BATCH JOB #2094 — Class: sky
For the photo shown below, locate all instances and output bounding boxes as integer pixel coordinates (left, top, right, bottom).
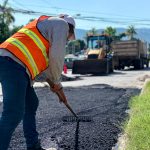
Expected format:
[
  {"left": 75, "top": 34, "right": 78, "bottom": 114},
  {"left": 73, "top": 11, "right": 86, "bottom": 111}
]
[{"left": 1, "top": 0, "right": 150, "bottom": 30}]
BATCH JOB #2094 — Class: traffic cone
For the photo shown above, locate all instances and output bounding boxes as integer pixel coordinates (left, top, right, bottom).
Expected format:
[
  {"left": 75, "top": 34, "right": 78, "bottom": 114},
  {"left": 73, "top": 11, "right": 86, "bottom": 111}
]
[{"left": 63, "top": 64, "right": 67, "bottom": 74}]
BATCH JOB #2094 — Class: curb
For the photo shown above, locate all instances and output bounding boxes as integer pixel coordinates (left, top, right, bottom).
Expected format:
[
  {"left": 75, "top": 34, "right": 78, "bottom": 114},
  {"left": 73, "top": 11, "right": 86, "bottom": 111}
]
[{"left": 140, "top": 78, "right": 150, "bottom": 95}]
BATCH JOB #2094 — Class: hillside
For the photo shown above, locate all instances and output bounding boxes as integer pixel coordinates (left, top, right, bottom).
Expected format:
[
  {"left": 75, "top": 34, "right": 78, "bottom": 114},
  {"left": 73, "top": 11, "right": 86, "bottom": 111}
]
[{"left": 75, "top": 28, "right": 150, "bottom": 43}]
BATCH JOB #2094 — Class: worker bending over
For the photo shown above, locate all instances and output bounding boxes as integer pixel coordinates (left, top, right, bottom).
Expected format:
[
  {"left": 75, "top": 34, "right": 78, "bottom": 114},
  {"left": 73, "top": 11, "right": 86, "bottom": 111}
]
[{"left": 0, "top": 14, "right": 75, "bottom": 150}]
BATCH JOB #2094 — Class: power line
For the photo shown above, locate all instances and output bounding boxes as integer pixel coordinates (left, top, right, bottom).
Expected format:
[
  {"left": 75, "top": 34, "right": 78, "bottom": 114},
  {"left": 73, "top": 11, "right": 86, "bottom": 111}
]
[
  {"left": 5, "top": 0, "right": 150, "bottom": 22},
  {"left": 1, "top": 1, "right": 150, "bottom": 27},
  {"left": 11, "top": 8, "right": 150, "bottom": 26},
  {"left": 2, "top": 6, "right": 150, "bottom": 25},
  {"left": 9, "top": 2, "right": 150, "bottom": 21}
]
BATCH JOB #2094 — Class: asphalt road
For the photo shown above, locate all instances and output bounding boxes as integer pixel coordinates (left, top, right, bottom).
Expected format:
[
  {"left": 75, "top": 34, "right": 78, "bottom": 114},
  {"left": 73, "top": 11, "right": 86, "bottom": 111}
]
[{"left": 0, "top": 68, "right": 150, "bottom": 150}]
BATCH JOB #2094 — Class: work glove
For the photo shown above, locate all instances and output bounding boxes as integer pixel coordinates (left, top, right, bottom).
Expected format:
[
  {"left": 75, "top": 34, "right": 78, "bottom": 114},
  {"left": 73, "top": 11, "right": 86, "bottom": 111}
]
[{"left": 46, "top": 79, "right": 68, "bottom": 104}]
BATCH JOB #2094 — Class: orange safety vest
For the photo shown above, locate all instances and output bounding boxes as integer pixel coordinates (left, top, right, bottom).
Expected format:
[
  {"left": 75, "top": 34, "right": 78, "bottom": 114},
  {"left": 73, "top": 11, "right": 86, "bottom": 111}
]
[{"left": 0, "top": 16, "right": 50, "bottom": 79}]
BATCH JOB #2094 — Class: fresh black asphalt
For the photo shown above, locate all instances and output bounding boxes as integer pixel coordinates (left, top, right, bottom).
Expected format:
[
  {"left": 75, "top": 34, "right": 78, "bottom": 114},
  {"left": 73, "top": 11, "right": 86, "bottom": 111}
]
[{"left": 0, "top": 84, "right": 140, "bottom": 150}]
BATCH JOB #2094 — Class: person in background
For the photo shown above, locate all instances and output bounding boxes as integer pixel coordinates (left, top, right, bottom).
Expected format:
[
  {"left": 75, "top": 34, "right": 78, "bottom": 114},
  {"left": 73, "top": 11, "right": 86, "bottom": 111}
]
[{"left": 0, "top": 14, "right": 75, "bottom": 150}]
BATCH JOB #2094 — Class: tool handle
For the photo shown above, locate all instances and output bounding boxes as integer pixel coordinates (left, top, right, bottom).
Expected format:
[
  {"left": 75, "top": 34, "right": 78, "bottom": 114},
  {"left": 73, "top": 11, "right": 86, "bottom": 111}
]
[
  {"left": 64, "top": 103, "right": 78, "bottom": 119},
  {"left": 46, "top": 79, "right": 78, "bottom": 119},
  {"left": 54, "top": 90, "right": 78, "bottom": 118}
]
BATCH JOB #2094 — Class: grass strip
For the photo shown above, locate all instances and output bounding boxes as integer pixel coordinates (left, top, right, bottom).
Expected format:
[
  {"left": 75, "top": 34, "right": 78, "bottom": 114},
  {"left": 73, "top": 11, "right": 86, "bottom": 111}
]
[{"left": 124, "top": 81, "right": 150, "bottom": 150}]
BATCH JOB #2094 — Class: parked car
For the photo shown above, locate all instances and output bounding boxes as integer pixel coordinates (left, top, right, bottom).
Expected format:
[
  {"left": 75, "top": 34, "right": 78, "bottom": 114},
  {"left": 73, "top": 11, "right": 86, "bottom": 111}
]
[{"left": 64, "top": 54, "right": 79, "bottom": 69}]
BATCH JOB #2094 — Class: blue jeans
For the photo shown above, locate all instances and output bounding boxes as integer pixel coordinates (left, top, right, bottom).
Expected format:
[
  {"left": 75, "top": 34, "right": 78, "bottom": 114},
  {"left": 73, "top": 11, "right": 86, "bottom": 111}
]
[{"left": 0, "top": 57, "right": 39, "bottom": 150}]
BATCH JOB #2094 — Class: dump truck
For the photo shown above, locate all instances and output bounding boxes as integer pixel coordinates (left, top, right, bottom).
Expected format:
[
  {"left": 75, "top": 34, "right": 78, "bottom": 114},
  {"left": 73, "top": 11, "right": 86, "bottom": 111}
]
[
  {"left": 112, "top": 40, "right": 149, "bottom": 69},
  {"left": 72, "top": 34, "right": 113, "bottom": 75}
]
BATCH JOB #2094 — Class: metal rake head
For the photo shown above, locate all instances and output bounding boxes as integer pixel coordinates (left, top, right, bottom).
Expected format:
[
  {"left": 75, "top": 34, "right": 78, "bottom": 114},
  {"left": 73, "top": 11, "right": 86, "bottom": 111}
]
[{"left": 62, "top": 116, "right": 93, "bottom": 122}]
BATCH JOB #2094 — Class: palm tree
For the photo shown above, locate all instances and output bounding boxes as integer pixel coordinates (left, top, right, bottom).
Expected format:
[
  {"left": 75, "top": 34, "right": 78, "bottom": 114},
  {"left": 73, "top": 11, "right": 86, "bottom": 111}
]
[
  {"left": 84, "top": 28, "right": 98, "bottom": 43},
  {"left": 86, "top": 27, "right": 98, "bottom": 36},
  {"left": 10, "top": 25, "right": 23, "bottom": 35},
  {"left": 67, "top": 40, "right": 80, "bottom": 54},
  {"left": 114, "top": 32, "right": 127, "bottom": 41},
  {"left": 104, "top": 26, "right": 116, "bottom": 36},
  {"left": 0, "top": 0, "right": 15, "bottom": 43},
  {"left": 126, "top": 25, "right": 137, "bottom": 40},
  {"left": 0, "top": 0, "right": 15, "bottom": 25},
  {"left": 90, "top": 28, "right": 98, "bottom": 35}
]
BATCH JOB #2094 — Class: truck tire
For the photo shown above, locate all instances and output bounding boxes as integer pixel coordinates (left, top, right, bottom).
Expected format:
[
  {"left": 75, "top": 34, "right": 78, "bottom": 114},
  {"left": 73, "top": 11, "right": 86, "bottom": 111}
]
[
  {"left": 134, "top": 59, "right": 144, "bottom": 70},
  {"left": 141, "top": 59, "right": 144, "bottom": 69},
  {"left": 146, "top": 60, "right": 149, "bottom": 68},
  {"left": 106, "top": 61, "right": 109, "bottom": 74}
]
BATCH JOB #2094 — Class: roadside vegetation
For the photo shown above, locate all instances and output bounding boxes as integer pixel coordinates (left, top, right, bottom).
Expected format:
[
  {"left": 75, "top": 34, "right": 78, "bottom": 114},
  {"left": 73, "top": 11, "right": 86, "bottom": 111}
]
[{"left": 124, "top": 81, "right": 150, "bottom": 150}]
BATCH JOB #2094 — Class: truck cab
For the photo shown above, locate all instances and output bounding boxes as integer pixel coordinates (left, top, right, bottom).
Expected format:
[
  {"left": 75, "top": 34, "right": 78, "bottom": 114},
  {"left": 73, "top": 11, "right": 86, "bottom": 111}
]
[{"left": 87, "top": 34, "right": 112, "bottom": 59}]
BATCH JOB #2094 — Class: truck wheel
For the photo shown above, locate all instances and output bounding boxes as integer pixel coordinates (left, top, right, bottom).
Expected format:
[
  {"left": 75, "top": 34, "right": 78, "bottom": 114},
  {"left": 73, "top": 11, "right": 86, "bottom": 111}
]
[
  {"left": 118, "top": 65, "right": 121, "bottom": 70},
  {"left": 146, "top": 60, "right": 149, "bottom": 68},
  {"left": 141, "top": 60, "right": 144, "bottom": 69},
  {"left": 121, "top": 65, "right": 125, "bottom": 70},
  {"left": 106, "top": 64, "right": 109, "bottom": 74},
  {"left": 134, "top": 59, "right": 142, "bottom": 70}
]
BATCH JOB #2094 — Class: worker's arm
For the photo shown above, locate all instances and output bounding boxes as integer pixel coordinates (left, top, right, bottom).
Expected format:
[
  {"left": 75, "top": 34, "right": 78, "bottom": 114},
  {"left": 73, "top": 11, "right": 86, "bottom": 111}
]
[
  {"left": 44, "top": 19, "right": 69, "bottom": 103},
  {"left": 46, "top": 78, "right": 67, "bottom": 104}
]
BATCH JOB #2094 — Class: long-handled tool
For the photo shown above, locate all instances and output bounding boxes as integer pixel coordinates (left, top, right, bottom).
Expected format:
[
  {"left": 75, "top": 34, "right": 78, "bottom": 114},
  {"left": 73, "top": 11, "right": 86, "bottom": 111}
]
[
  {"left": 46, "top": 79, "right": 92, "bottom": 122},
  {"left": 55, "top": 89, "right": 92, "bottom": 122},
  {"left": 62, "top": 102, "right": 92, "bottom": 122},
  {"left": 64, "top": 103, "right": 78, "bottom": 119}
]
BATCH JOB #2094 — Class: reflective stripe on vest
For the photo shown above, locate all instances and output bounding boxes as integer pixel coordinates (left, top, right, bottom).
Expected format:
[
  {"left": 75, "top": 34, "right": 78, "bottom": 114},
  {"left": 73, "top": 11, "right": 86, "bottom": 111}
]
[
  {"left": 18, "top": 28, "right": 49, "bottom": 64},
  {"left": 6, "top": 37, "right": 39, "bottom": 77},
  {"left": 0, "top": 16, "right": 50, "bottom": 79}
]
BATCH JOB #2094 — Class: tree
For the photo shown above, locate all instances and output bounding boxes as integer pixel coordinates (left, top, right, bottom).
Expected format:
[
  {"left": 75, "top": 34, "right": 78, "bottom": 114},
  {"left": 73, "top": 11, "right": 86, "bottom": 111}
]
[
  {"left": 77, "top": 39, "right": 86, "bottom": 50},
  {"left": 10, "top": 25, "right": 23, "bottom": 35},
  {"left": 0, "top": 23, "right": 9, "bottom": 43},
  {"left": 104, "top": 26, "right": 116, "bottom": 36},
  {"left": 66, "top": 40, "right": 86, "bottom": 54},
  {"left": 89, "top": 28, "right": 98, "bottom": 35},
  {"left": 67, "top": 40, "right": 77, "bottom": 54},
  {"left": 104, "top": 26, "right": 126, "bottom": 41},
  {"left": 85, "top": 28, "right": 98, "bottom": 37},
  {"left": 126, "top": 25, "right": 137, "bottom": 40},
  {"left": 28, "top": 18, "right": 35, "bottom": 23},
  {"left": 0, "top": 0, "right": 15, "bottom": 24},
  {"left": 84, "top": 28, "right": 98, "bottom": 42},
  {"left": 118, "top": 32, "right": 126, "bottom": 39},
  {"left": 0, "top": 0, "right": 15, "bottom": 43},
  {"left": 113, "top": 32, "right": 127, "bottom": 41}
]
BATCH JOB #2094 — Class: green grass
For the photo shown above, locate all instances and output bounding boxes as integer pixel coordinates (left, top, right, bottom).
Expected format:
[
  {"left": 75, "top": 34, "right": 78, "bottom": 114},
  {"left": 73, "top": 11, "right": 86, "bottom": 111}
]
[{"left": 124, "top": 81, "right": 150, "bottom": 150}]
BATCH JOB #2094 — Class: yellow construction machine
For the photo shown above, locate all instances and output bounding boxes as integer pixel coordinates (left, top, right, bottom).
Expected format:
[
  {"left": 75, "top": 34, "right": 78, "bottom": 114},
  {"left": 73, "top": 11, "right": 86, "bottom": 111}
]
[{"left": 72, "top": 34, "right": 113, "bottom": 74}]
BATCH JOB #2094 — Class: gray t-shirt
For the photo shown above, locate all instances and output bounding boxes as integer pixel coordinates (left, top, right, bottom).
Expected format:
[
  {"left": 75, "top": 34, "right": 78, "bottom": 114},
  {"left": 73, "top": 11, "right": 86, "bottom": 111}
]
[{"left": 0, "top": 17, "right": 69, "bottom": 86}]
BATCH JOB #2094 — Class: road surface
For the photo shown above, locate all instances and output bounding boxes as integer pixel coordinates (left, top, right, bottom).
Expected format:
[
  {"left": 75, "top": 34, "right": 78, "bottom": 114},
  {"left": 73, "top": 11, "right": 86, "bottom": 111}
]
[{"left": 0, "top": 68, "right": 150, "bottom": 150}]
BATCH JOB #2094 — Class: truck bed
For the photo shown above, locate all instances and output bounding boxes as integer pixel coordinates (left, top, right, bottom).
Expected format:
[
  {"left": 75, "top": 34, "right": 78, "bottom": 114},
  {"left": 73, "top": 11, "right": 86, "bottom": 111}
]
[
  {"left": 112, "top": 40, "right": 148, "bottom": 58},
  {"left": 111, "top": 40, "right": 149, "bottom": 69}
]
